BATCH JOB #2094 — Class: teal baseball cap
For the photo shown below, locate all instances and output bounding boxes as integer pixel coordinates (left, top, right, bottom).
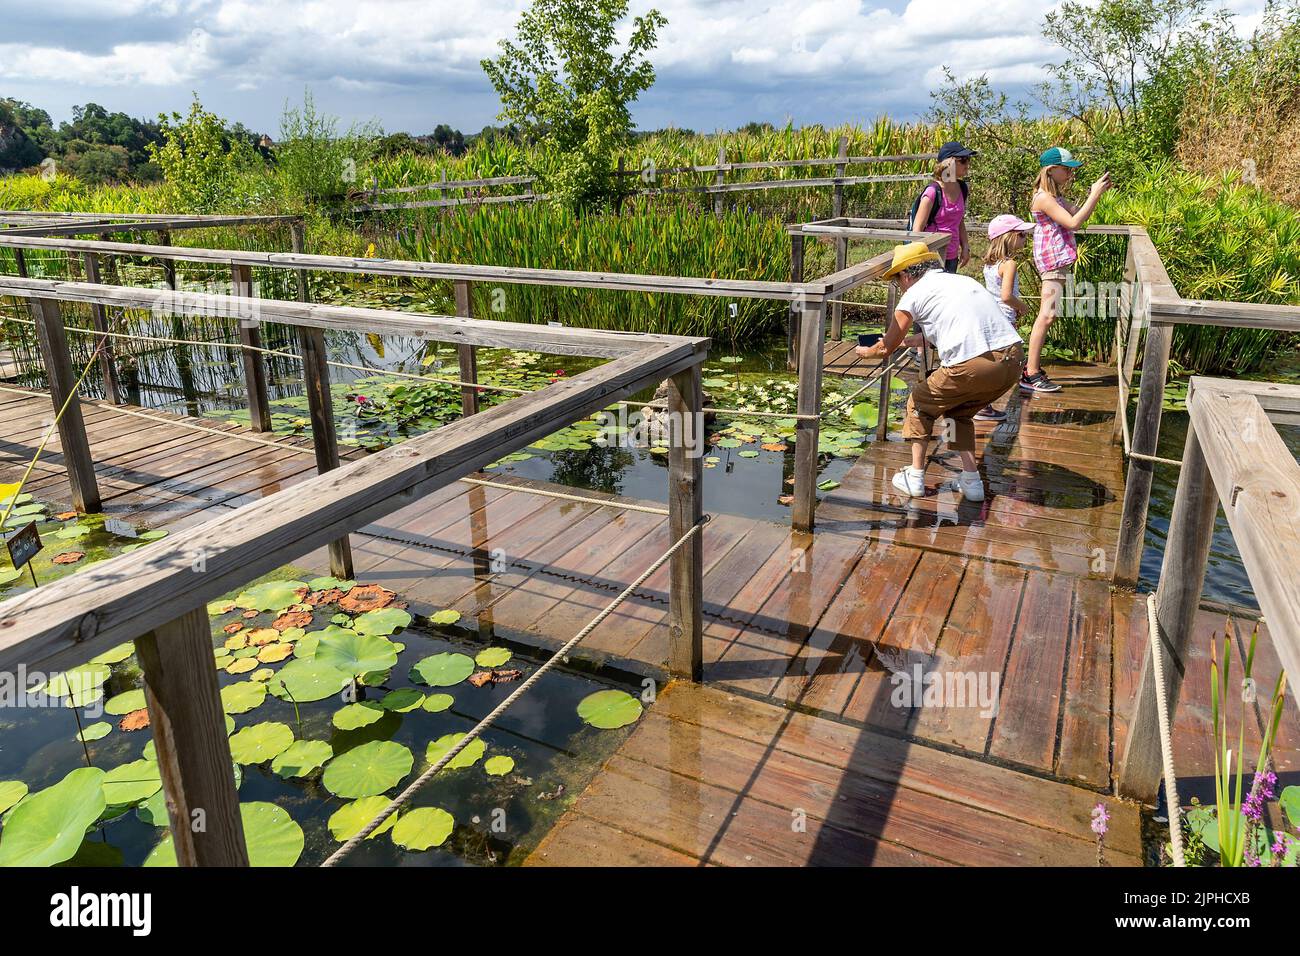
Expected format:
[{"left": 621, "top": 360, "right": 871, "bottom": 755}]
[{"left": 1040, "top": 146, "right": 1083, "bottom": 168}]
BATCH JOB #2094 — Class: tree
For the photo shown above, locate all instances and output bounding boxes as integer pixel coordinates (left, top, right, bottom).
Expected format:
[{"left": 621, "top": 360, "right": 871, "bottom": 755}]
[
  {"left": 148, "top": 95, "right": 261, "bottom": 212},
  {"left": 276, "top": 89, "right": 382, "bottom": 203},
  {"left": 481, "top": 0, "right": 666, "bottom": 211}
]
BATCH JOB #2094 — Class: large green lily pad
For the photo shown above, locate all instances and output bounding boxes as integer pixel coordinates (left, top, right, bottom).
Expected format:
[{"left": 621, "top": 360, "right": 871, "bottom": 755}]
[
  {"left": 221, "top": 680, "right": 268, "bottom": 714},
  {"left": 352, "top": 608, "right": 412, "bottom": 637},
  {"left": 0, "top": 768, "right": 106, "bottom": 867},
  {"left": 391, "top": 807, "right": 455, "bottom": 851},
  {"left": 577, "top": 689, "right": 643, "bottom": 729},
  {"left": 271, "top": 740, "right": 333, "bottom": 779},
  {"left": 332, "top": 701, "right": 385, "bottom": 731},
  {"left": 421, "top": 693, "right": 454, "bottom": 713},
  {"left": 229, "top": 722, "right": 294, "bottom": 764},
  {"left": 234, "top": 580, "right": 308, "bottom": 612},
  {"left": 484, "top": 755, "right": 515, "bottom": 776},
  {"left": 268, "top": 659, "right": 350, "bottom": 703},
  {"left": 145, "top": 802, "right": 303, "bottom": 867},
  {"left": 315, "top": 629, "right": 399, "bottom": 676},
  {"left": 327, "top": 796, "right": 398, "bottom": 842},
  {"left": 90, "top": 642, "right": 134, "bottom": 665},
  {"left": 425, "top": 733, "right": 485, "bottom": 771},
  {"left": 104, "top": 688, "right": 147, "bottom": 716},
  {"left": 380, "top": 688, "right": 424, "bottom": 712},
  {"left": 410, "top": 652, "right": 475, "bottom": 688},
  {"left": 39, "top": 663, "right": 112, "bottom": 701},
  {"left": 76, "top": 721, "right": 112, "bottom": 743},
  {"left": 102, "top": 759, "right": 162, "bottom": 805},
  {"left": 322, "top": 741, "right": 414, "bottom": 798}
]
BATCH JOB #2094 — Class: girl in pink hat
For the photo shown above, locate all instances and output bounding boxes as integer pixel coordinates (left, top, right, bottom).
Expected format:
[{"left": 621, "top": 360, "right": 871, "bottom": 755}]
[{"left": 972, "top": 214, "right": 1036, "bottom": 422}]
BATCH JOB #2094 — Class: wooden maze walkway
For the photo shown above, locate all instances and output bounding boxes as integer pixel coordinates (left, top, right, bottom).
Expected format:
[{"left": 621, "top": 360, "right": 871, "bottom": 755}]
[{"left": 2, "top": 362, "right": 1296, "bottom": 867}]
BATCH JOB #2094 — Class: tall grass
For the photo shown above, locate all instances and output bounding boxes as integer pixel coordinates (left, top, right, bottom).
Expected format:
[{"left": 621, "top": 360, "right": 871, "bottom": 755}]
[{"left": 396, "top": 198, "right": 790, "bottom": 338}]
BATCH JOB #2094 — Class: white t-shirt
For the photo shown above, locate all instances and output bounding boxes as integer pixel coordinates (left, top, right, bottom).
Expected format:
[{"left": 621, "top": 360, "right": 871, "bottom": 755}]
[{"left": 896, "top": 269, "right": 1022, "bottom": 367}]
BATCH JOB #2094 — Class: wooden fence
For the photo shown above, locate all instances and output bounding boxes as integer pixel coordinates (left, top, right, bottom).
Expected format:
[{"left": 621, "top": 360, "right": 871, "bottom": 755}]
[
  {"left": 1118, "top": 377, "right": 1300, "bottom": 802},
  {"left": 0, "top": 274, "right": 709, "bottom": 865},
  {"left": 352, "top": 174, "right": 543, "bottom": 213}
]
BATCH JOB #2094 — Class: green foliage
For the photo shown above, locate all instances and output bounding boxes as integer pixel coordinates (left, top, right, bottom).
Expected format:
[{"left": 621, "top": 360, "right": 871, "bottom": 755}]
[
  {"left": 148, "top": 94, "right": 261, "bottom": 212},
  {"left": 481, "top": 0, "right": 666, "bottom": 211},
  {"left": 276, "top": 89, "right": 381, "bottom": 203},
  {"left": 1091, "top": 162, "right": 1300, "bottom": 373},
  {"left": 397, "top": 199, "right": 790, "bottom": 337}
]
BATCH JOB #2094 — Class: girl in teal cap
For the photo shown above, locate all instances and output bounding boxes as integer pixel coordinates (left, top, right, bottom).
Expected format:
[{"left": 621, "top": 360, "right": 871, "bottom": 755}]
[{"left": 1021, "top": 147, "right": 1112, "bottom": 393}]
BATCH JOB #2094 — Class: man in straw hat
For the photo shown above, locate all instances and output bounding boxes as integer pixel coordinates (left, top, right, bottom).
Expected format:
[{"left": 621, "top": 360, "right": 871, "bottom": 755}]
[{"left": 855, "top": 241, "right": 1023, "bottom": 502}]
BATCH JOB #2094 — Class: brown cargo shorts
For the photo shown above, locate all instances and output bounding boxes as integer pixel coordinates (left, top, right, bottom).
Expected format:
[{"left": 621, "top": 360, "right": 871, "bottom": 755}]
[{"left": 901, "top": 343, "right": 1023, "bottom": 451}]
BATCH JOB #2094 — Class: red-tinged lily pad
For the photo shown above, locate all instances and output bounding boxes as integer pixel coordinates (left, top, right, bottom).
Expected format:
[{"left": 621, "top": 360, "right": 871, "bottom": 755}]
[
  {"left": 52, "top": 552, "right": 84, "bottom": 565},
  {"left": 118, "top": 709, "right": 150, "bottom": 732},
  {"left": 338, "top": 584, "right": 396, "bottom": 613}
]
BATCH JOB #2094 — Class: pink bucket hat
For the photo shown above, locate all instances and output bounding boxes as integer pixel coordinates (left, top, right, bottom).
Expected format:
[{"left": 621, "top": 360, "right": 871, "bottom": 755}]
[{"left": 988, "top": 214, "right": 1035, "bottom": 240}]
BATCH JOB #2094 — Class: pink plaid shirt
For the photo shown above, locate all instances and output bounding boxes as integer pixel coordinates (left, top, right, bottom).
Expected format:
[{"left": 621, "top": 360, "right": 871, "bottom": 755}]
[{"left": 1032, "top": 190, "right": 1078, "bottom": 274}]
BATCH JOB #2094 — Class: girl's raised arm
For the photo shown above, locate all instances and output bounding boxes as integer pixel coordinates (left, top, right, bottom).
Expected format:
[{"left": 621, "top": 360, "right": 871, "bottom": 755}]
[{"left": 1032, "top": 173, "right": 1112, "bottom": 231}]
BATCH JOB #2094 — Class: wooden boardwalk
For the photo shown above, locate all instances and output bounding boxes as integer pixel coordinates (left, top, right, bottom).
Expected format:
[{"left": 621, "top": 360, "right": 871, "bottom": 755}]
[{"left": 2, "top": 364, "right": 1296, "bottom": 867}]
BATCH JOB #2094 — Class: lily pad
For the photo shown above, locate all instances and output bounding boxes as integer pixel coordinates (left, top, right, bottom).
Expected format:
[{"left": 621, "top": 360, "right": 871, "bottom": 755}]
[
  {"left": 235, "top": 580, "right": 308, "bottom": 613},
  {"left": 429, "top": 609, "right": 461, "bottom": 627},
  {"left": 40, "top": 663, "right": 111, "bottom": 700},
  {"left": 77, "top": 721, "right": 112, "bottom": 743},
  {"left": 89, "top": 642, "right": 134, "bottom": 665},
  {"left": 103, "top": 688, "right": 147, "bottom": 716},
  {"left": 102, "top": 760, "right": 162, "bottom": 805},
  {"left": 220, "top": 680, "right": 268, "bottom": 715},
  {"left": 421, "top": 693, "right": 454, "bottom": 713},
  {"left": 380, "top": 688, "right": 424, "bottom": 712},
  {"left": 352, "top": 608, "right": 413, "bottom": 637},
  {"left": 322, "top": 741, "right": 414, "bottom": 799},
  {"left": 271, "top": 740, "right": 334, "bottom": 778},
  {"left": 228, "top": 722, "right": 294, "bottom": 764},
  {"left": 315, "top": 629, "right": 399, "bottom": 676},
  {"left": 268, "top": 659, "right": 350, "bottom": 703},
  {"left": 484, "top": 755, "right": 515, "bottom": 776},
  {"left": 391, "top": 807, "right": 455, "bottom": 851},
  {"left": 577, "top": 689, "right": 643, "bottom": 729},
  {"left": 308, "top": 576, "right": 356, "bottom": 592},
  {"left": 0, "top": 768, "right": 106, "bottom": 867},
  {"left": 410, "top": 652, "right": 475, "bottom": 688},
  {"left": 332, "top": 701, "right": 386, "bottom": 730},
  {"left": 145, "top": 802, "right": 303, "bottom": 867},
  {"left": 0, "top": 780, "right": 29, "bottom": 815},
  {"left": 327, "top": 796, "right": 399, "bottom": 842},
  {"left": 425, "top": 733, "right": 485, "bottom": 771},
  {"left": 475, "top": 647, "right": 512, "bottom": 668}
]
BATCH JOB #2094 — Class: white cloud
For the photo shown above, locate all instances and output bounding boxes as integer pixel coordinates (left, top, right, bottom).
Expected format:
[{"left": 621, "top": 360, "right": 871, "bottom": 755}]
[{"left": 0, "top": 0, "right": 1274, "bottom": 132}]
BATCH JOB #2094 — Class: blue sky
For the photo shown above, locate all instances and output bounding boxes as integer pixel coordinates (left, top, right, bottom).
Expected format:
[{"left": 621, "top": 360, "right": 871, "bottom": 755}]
[{"left": 0, "top": 0, "right": 1268, "bottom": 135}]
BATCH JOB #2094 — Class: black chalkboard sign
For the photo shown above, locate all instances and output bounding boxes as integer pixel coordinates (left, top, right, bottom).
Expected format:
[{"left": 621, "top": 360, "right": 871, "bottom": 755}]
[{"left": 6, "top": 521, "right": 41, "bottom": 570}]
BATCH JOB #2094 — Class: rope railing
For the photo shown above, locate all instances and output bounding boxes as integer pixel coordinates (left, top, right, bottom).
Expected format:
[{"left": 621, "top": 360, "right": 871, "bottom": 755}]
[
  {"left": 1147, "top": 593, "right": 1186, "bottom": 866},
  {"left": 320, "top": 514, "right": 709, "bottom": 866},
  {"left": 1112, "top": 299, "right": 1183, "bottom": 468}
]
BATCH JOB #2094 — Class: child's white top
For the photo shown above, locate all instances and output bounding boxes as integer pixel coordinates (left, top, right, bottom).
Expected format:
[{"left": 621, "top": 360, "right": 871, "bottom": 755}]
[{"left": 983, "top": 261, "right": 1020, "bottom": 324}]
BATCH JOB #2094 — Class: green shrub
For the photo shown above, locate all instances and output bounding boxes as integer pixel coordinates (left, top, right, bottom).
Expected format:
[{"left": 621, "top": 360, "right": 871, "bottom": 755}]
[
  {"left": 148, "top": 95, "right": 261, "bottom": 213},
  {"left": 276, "top": 90, "right": 381, "bottom": 204}
]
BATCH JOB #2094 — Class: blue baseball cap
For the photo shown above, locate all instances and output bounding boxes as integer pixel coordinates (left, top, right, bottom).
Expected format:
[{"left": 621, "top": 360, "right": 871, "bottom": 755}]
[
  {"left": 1040, "top": 146, "right": 1082, "bottom": 168},
  {"left": 938, "top": 141, "right": 976, "bottom": 162}
]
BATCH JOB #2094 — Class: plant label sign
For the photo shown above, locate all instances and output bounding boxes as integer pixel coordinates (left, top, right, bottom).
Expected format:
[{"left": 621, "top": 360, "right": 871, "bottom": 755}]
[
  {"left": 105, "top": 518, "right": 137, "bottom": 539},
  {"left": 6, "top": 521, "right": 41, "bottom": 570}
]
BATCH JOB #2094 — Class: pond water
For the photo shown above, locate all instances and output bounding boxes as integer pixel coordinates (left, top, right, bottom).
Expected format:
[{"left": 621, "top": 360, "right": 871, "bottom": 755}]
[{"left": 0, "top": 519, "right": 646, "bottom": 867}]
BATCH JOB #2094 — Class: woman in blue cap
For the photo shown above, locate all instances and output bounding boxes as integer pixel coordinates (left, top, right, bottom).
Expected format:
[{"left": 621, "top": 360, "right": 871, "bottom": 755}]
[
  {"left": 909, "top": 140, "right": 975, "bottom": 273},
  {"left": 1021, "top": 146, "right": 1112, "bottom": 393}
]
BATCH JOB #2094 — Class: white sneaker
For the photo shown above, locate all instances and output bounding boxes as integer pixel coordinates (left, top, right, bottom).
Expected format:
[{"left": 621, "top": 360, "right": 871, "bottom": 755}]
[
  {"left": 892, "top": 467, "right": 925, "bottom": 498},
  {"left": 957, "top": 470, "right": 985, "bottom": 502}
]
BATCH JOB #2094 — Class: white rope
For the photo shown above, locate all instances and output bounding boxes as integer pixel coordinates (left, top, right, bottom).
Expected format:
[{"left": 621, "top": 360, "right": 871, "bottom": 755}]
[
  {"left": 1147, "top": 592, "right": 1186, "bottom": 867},
  {"left": 320, "top": 515, "right": 708, "bottom": 866}
]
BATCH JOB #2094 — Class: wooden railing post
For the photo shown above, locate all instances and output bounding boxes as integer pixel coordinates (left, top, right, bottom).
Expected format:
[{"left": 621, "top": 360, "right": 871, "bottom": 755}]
[
  {"left": 787, "top": 233, "right": 805, "bottom": 371},
  {"left": 289, "top": 219, "right": 310, "bottom": 303},
  {"left": 830, "top": 136, "right": 848, "bottom": 341},
  {"left": 136, "top": 606, "right": 248, "bottom": 866},
  {"left": 32, "top": 297, "right": 100, "bottom": 512},
  {"left": 1117, "top": 423, "right": 1218, "bottom": 802},
  {"left": 792, "top": 299, "right": 826, "bottom": 532},
  {"left": 298, "top": 323, "right": 355, "bottom": 579},
  {"left": 81, "top": 252, "right": 121, "bottom": 405},
  {"left": 1113, "top": 238, "right": 1142, "bottom": 446},
  {"left": 875, "top": 283, "right": 898, "bottom": 442},
  {"left": 454, "top": 280, "right": 479, "bottom": 416},
  {"left": 713, "top": 146, "right": 726, "bottom": 218},
  {"left": 12, "top": 248, "right": 27, "bottom": 278},
  {"left": 231, "top": 263, "right": 272, "bottom": 432},
  {"left": 158, "top": 230, "right": 177, "bottom": 289},
  {"left": 667, "top": 362, "right": 704, "bottom": 680},
  {"left": 1114, "top": 319, "right": 1173, "bottom": 586}
]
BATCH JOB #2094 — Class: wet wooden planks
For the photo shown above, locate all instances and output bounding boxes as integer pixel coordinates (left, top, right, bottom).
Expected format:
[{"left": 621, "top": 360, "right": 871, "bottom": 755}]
[{"left": 527, "top": 681, "right": 1143, "bottom": 867}]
